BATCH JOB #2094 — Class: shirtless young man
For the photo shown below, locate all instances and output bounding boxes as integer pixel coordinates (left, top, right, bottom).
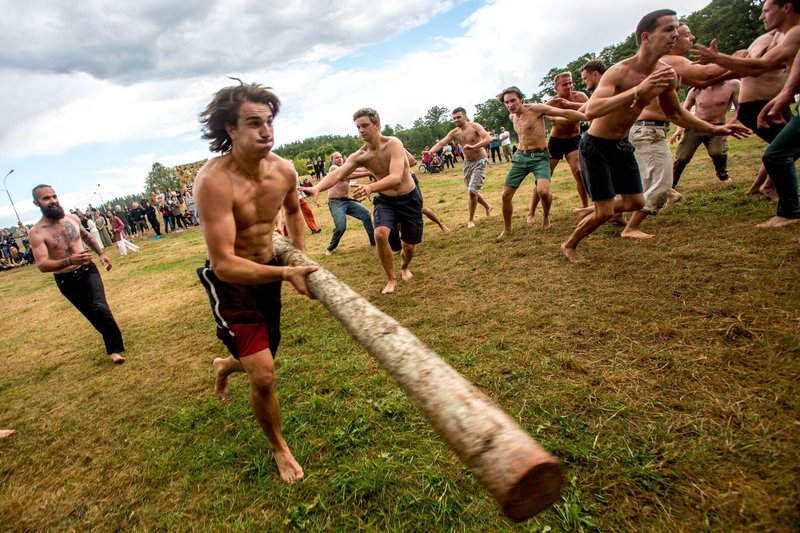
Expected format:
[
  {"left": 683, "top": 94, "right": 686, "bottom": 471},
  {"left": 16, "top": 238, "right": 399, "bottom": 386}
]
[
  {"left": 304, "top": 108, "right": 423, "bottom": 295},
  {"left": 580, "top": 60, "right": 608, "bottom": 93},
  {"left": 194, "top": 81, "right": 318, "bottom": 484},
  {"left": 561, "top": 9, "right": 749, "bottom": 263},
  {"left": 608, "top": 22, "right": 733, "bottom": 238},
  {"left": 528, "top": 72, "right": 589, "bottom": 222},
  {"left": 428, "top": 107, "right": 493, "bottom": 228},
  {"left": 756, "top": 39, "right": 800, "bottom": 226},
  {"left": 670, "top": 80, "right": 740, "bottom": 188},
  {"left": 28, "top": 185, "right": 125, "bottom": 364},
  {"left": 497, "top": 87, "right": 586, "bottom": 235},
  {"left": 693, "top": 0, "right": 800, "bottom": 226}
]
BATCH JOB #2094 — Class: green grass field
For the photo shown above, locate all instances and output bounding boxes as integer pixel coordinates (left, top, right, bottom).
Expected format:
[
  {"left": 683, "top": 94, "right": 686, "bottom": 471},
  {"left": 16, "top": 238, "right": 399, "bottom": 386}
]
[{"left": 1, "top": 134, "right": 798, "bottom": 531}]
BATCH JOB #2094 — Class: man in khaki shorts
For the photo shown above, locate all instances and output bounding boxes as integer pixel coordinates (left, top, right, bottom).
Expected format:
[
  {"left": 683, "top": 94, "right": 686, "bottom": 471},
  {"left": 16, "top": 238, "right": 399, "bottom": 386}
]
[
  {"left": 497, "top": 86, "right": 586, "bottom": 235},
  {"left": 428, "top": 107, "right": 493, "bottom": 228}
]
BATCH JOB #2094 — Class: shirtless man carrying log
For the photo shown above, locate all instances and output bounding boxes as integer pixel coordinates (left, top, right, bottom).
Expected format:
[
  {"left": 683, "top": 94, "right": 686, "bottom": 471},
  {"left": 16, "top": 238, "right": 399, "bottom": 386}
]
[
  {"left": 528, "top": 72, "right": 589, "bottom": 222},
  {"left": 497, "top": 87, "right": 586, "bottom": 235},
  {"left": 561, "top": 9, "right": 749, "bottom": 263},
  {"left": 194, "top": 80, "right": 318, "bottom": 484},
  {"left": 428, "top": 107, "right": 493, "bottom": 228}
]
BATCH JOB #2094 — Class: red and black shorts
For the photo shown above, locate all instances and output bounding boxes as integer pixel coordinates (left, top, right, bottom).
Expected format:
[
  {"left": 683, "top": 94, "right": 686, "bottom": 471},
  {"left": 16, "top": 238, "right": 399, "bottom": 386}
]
[{"left": 197, "top": 260, "right": 282, "bottom": 359}]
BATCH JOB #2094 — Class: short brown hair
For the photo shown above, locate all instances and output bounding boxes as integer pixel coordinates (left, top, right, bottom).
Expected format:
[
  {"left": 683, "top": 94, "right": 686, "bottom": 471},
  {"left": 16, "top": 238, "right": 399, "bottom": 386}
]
[
  {"left": 581, "top": 59, "right": 608, "bottom": 75},
  {"left": 31, "top": 184, "right": 53, "bottom": 201},
  {"left": 498, "top": 86, "right": 524, "bottom": 103},
  {"left": 199, "top": 78, "right": 281, "bottom": 154},
  {"left": 636, "top": 9, "right": 677, "bottom": 45},
  {"left": 353, "top": 107, "right": 381, "bottom": 125}
]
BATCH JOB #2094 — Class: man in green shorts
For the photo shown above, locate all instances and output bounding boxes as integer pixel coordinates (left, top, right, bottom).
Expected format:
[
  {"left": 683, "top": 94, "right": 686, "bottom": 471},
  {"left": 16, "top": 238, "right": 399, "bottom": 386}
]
[{"left": 497, "top": 87, "right": 586, "bottom": 235}]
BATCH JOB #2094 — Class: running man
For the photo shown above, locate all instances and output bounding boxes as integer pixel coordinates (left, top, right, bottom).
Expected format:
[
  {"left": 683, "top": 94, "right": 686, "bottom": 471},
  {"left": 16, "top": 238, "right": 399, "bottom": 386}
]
[
  {"left": 28, "top": 185, "right": 125, "bottom": 364},
  {"left": 306, "top": 108, "right": 423, "bottom": 295},
  {"left": 670, "top": 80, "right": 740, "bottom": 188},
  {"left": 561, "top": 9, "right": 749, "bottom": 263},
  {"left": 320, "top": 151, "right": 375, "bottom": 255},
  {"left": 497, "top": 86, "right": 586, "bottom": 234},
  {"left": 194, "top": 81, "right": 318, "bottom": 484},
  {"left": 428, "top": 107, "right": 494, "bottom": 228},
  {"left": 529, "top": 71, "right": 590, "bottom": 223}
]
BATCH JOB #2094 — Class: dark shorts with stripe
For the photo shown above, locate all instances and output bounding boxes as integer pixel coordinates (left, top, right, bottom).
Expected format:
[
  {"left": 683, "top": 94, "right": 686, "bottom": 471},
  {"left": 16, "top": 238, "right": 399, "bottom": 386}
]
[
  {"left": 197, "top": 260, "right": 282, "bottom": 359},
  {"left": 548, "top": 135, "right": 581, "bottom": 160}
]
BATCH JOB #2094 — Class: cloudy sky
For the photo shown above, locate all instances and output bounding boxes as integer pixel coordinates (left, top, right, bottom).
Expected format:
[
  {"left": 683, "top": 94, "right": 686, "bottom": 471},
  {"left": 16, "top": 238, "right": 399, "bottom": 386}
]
[{"left": 0, "top": 0, "right": 711, "bottom": 226}]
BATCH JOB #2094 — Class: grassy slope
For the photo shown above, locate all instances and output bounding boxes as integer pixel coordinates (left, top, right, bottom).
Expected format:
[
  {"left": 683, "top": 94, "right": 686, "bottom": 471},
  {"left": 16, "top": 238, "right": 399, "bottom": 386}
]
[{"left": 0, "top": 134, "right": 798, "bottom": 531}]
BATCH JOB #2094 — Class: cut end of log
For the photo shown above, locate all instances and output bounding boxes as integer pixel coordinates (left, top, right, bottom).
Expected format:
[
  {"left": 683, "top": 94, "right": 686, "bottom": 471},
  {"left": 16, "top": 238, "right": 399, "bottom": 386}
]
[{"left": 501, "top": 460, "right": 563, "bottom": 522}]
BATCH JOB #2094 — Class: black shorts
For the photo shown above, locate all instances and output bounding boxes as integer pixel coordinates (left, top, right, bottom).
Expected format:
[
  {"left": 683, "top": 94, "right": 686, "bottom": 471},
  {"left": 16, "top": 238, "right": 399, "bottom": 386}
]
[
  {"left": 548, "top": 135, "right": 581, "bottom": 160},
  {"left": 738, "top": 100, "right": 792, "bottom": 143},
  {"left": 373, "top": 183, "right": 424, "bottom": 245},
  {"left": 197, "top": 260, "right": 282, "bottom": 359},
  {"left": 579, "top": 134, "right": 642, "bottom": 201}
]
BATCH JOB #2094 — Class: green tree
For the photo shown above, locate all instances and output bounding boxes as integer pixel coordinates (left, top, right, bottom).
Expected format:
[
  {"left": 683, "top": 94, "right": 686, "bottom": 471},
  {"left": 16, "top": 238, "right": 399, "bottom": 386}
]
[
  {"left": 144, "top": 162, "right": 180, "bottom": 195},
  {"left": 683, "top": 0, "right": 762, "bottom": 53},
  {"left": 474, "top": 97, "right": 513, "bottom": 135}
]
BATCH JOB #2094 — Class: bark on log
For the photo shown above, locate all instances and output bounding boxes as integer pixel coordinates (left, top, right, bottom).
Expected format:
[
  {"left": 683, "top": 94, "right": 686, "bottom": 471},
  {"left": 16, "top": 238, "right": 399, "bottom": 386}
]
[{"left": 273, "top": 234, "right": 563, "bottom": 521}]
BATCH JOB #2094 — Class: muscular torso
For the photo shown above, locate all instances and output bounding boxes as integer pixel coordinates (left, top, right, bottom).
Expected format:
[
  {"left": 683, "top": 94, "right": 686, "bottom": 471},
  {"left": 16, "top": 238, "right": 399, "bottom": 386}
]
[
  {"left": 352, "top": 137, "right": 416, "bottom": 197},
  {"left": 740, "top": 31, "right": 788, "bottom": 102},
  {"left": 511, "top": 105, "right": 548, "bottom": 150},
  {"left": 691, "top": 82, "right": 737, "bottom": 123},
  {"left": 450, "top": 123, "right": 488, "bottom": 161},
  {"left": 197, "top": 154, "right": 294, "bottom": 264},
  {"left": 29, "top": 215, "right": 86, "bottom": 274},
  {"left": 548, "top": 91, "right": 588, "bottom": 137},
  {"left": 589, "top": 58, "right": 677, "bottom": 140}
]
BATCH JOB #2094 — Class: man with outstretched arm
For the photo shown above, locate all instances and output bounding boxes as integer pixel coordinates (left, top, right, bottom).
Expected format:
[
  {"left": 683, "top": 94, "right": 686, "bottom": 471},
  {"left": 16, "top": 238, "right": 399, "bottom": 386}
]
[
  {"left": 428, "top": 107, "right": 493, "bottom": 228},
  {"left": 497, "top": 86, "right": 586, "bottom": 235},
  {"left": 670, "top": 80, "right": 740, "bottom": 189},
  {"left": 305, "top": 108, "right": 422, "bottom": 295},
  {"left": 28, "top": 185, "right": 125, "bottom": 364},
  {"left": 194, "top": 81, "right": 318, "bottom": 484},
  {"left": 755, "top": 31, "right": 800, "bottom": 226},
  {"left": 561, "top": 9, "right": 749, "bottom": 263},
  {"left": 529, "top": 71, "right": 589, "bottom": 222}
]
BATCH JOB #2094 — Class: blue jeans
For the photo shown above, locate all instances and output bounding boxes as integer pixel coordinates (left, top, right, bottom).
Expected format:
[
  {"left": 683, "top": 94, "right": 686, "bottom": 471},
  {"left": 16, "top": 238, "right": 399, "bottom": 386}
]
[
  {"left": 762, "top": 111, "right": 800, "bottom": 219},
  {"left": 327, "top": 199, "right": 375, "bottom": 252}
]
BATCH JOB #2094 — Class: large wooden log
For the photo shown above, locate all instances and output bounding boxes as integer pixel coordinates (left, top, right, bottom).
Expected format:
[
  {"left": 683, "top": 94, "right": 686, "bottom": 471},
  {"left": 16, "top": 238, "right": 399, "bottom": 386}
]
[{"left": 273, "top": 234, "right": 563, "bottom": 521}]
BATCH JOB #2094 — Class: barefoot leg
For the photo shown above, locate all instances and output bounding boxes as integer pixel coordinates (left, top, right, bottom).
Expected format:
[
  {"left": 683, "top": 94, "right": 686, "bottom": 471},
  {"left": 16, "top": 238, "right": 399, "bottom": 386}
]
[{"left": 213, "top": 356, "right": 243, "bottom": 401}]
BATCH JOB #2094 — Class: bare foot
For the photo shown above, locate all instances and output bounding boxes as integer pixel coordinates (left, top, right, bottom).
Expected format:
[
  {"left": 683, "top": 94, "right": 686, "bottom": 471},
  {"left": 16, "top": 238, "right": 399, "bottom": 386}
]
[
  {"left": 756, "top": 216, "right": 800, "bottom": 228},
  {"left": 526, "top": 214, "right": 535, "bottom": 224},
  {"left": 621, "top": 229, "right": 655, "bottom": 239},
  {"left": 325, "top": 250, "right": 333, "bottom": 256},
  {"left": 109, "top": 353, "right": 125, "bottom": 364},
  {"left": 274, "top": 448, "right": 305, "bottom": 484},
  {"left": 0, "top": 429, "right": 15, "bottom": 440},
  {"left": 608, "top": 215, "right": 627, "bottom": 227},
  {"left": 382, "top": 279, "right": 397, "bottom": 295},
  {"left": 561, "top": 243, "right": 590, "bottom": 264},
  {"left": 401, "top": 269, "right": 413, "bottom": 281},
  {"left": 212, "top": 357, "right": 230, "bottom": 401},
  {"left": 466, "top": 221, "right": 476, "bottom": 228},
  {"left": 541, "top": 217, "right": 551, "bottom": 229},
  {"left": 441, "top": 225, "right": 452, "bottom": 235},
  {"left": 760, "top": 185, "right": 779, "bottom": 203},
  {"left": 720, "top": 178, "right": 734, "bottom": 187},
  {"left": 496, "top": 229, "right": 510, "bottom": 241},
  {"left": 665, "top": 189, "right": 683, "bottom": 209},
  {"left": 485, "top": 206, "right": 493, "bottom": 217},
  {"left": 573, "top": 207, "right": 593, "bottom": 221}
]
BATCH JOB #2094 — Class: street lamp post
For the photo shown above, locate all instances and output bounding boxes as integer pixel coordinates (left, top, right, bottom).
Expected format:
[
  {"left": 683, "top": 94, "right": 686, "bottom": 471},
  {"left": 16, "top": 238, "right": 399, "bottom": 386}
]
[
  {"left": 97, "top": 184, "right": 104, "bottom": 206},
  {"left": 1, "top": 169, "right": 22, "bottom": 227}
]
